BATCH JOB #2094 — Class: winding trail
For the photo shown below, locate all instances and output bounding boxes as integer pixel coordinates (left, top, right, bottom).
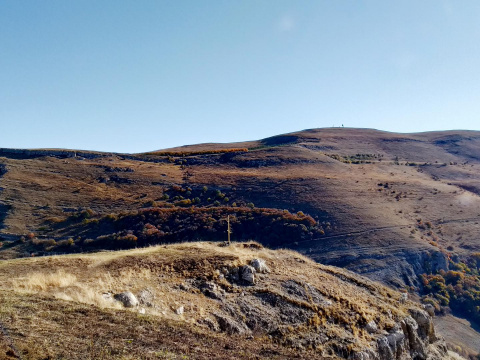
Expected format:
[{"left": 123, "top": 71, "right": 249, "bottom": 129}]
[{"left": 291, "top": 215, "right": 480, "bottom": 247}]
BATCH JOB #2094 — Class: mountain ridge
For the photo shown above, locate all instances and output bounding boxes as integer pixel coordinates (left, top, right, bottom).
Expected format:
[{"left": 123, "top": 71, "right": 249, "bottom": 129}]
[{"left": 1, "top": 127, "right": 480, "bottom": 355}]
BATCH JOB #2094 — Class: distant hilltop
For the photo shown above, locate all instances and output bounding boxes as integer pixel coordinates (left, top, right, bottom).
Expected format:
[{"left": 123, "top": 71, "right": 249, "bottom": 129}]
[{"left": 0, "top": 147, "right": 111, "bottom": 159}]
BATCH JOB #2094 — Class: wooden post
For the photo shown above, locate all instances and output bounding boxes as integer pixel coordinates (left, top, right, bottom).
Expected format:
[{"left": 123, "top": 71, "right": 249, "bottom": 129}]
[{"left": 227, "top": 215, "right": 231, "bottom": 245}]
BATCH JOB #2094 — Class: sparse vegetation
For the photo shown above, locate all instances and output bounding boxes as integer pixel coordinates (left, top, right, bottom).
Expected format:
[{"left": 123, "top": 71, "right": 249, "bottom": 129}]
[
  {"left": 147, "top": 148, "right": 248, "bottom": 157},
  {"left": 53, "top": 207, "right": 322, "bottom": 253},
  {"left": 326, "top": 153, "right": 382, "bottom": 164},
  {"left": 0, "top": 242, "right": 441, "bottom": 359},
  {"left": 2, "top": 128, "right": 480, "bottom": 356}
]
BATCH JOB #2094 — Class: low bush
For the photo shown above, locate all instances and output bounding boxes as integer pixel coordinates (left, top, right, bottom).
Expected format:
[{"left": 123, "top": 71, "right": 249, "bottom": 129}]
[
  {"left": 148, "top": 148, "right": 248, "bottom": 157},
  {"left": 74, "top": 206, "right": 322, "bottom": 251},
  {"left": 421, "top": 255, "right": 480, "bottom": 324}
]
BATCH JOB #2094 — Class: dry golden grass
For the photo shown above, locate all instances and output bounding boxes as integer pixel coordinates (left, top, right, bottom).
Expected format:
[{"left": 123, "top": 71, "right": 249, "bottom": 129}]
[
  {"left": 12, "top": 269, "right": 77, "bottom": 291},
  {"left": 1, "top": 242, "right": 408, "bottom": 337},
  {"left": 0, "top": 241, "right": 457, "bottom": 359},
  {"left": 2, "top": 128, "right": 480, "bottom": 357}
]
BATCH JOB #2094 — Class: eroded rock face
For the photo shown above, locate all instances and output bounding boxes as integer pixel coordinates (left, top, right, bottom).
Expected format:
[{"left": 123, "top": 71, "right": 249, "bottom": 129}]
[
  {"left": 372, "top": 309, "right": 446, "bottom": 360},
  {"left": 113, "top": 291, "right": 139, "bottom": 308},
  {"left": 409, "top": 309, "right": 436, "bottom": 343}
]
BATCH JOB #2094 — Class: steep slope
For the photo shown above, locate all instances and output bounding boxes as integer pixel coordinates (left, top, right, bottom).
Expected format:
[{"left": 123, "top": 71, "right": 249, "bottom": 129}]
[{"left": 0, "top": 242, "right": 448, "bottom": 359}]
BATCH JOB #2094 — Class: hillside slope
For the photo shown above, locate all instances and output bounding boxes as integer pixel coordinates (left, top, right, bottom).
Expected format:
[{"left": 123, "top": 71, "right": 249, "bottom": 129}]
[
  {"left": 1, "top": 128, "right": 480, "bottom": 285},
  {"left": 0, "top": 242, "right": 448, "bottom": 359},
  {"left": 1, "top": 127, "right": 480, "bottom": 354}
]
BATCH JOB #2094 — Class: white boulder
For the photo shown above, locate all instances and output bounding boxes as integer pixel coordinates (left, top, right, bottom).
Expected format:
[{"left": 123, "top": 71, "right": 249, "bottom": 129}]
[
  {"left": 250, "top": 258, "right": 270, "bottom": 274},
  {"left": 113, "top": 291, "right": 139, "bottom": 308}
]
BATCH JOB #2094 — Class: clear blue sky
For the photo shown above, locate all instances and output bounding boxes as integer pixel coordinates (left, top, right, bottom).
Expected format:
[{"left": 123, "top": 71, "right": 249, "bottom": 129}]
[{"left": 1, "top": 1, "right": 479, "bottom": 153}]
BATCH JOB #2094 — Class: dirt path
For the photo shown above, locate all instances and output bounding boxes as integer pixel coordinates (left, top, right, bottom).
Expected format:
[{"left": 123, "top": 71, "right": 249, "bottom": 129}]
[{"left": 297, "top": 215, "right": 480, "bottom": 246}]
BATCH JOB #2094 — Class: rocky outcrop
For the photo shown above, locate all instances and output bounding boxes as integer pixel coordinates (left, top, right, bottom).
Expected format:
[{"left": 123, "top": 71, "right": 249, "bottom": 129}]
[
  {"left": 368, "top": 309, "right": 446, "bottom": 360},
  {"left": 8, "top": 242, "right": 451, "bottom": 359},
  {"left": 318, "top": 248, "right": 450, "bottom": 289},
  {"left": 213, "top": 313, "right": 249, "bottom": 335}
]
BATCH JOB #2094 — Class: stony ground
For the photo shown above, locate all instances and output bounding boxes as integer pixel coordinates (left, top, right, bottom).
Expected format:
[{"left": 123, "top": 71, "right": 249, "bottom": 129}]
[{"left": 0, "top": 242, "right": 449, "bottom": 359}]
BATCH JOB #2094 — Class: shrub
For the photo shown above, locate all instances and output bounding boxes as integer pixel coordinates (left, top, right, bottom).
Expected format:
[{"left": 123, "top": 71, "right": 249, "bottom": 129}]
[
  {"left": 31, "top": 238, "right": 57, "bottom": 249},
  {"left": 57, "top": 238, "right": 75, "bottom": 247},
  {"left": 174, "top": 199, "right": 192, "bottom": 207},
  {"left": 421, "top": 255, "right": 480, "bottom": 324},
  {"left": 46, "top": 216, "right": 64, "bottom": 224},
  {"left": 144, "top": 200, "right": 157, "bottom": 207},
  {"left": 75, "top": 206, "right": 323, "bottom": 251}
]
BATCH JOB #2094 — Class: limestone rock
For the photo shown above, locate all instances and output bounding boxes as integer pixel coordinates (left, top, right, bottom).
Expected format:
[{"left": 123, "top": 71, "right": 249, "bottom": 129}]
[
  {"left": 401, "top": 315, "right": 427, "bottom": 359},
  {"left": 410, "top": 308, "right": 436, "bottom": 342},
  {"left": 113, "top": 291, "right": 138, "bottom": 308},
  {"left": 374, "top": 310, "right": 446, "bottom": 360},
  {"left": 250, "top": 258, "right": 270, "bottom": 274},
  {"left": 365, "top": 320, "right": 378, "bottom": 334},
  {"left": 240, "top": 265, "right": 256, "bottom": 284},
  {"left": 175, "top": 306, "right": 184, "bottom": 315},
  {"left": 199, "top": 317, "right": 219, "bottom": 332},
  {"left": 377, "top": 336, "right": 394, "bottom": 360},
  {"left": 353, "top": 349, "right": 377, "bottom": 360}
]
